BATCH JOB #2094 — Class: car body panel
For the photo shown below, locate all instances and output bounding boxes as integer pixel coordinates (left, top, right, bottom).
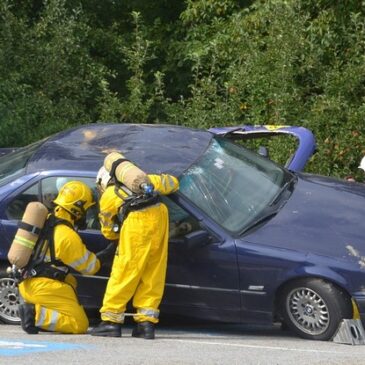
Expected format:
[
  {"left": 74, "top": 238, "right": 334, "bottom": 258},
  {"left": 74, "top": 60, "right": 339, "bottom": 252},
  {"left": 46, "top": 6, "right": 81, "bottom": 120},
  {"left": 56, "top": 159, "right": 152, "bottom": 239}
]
[
  {"left": 242, "top": 174, "right": 365, "bottom": 263},
  {"left": 164, "top": 237, "right": 241, "bottom": 322},
  {"left": 0, "top": 148, "right": 17, "bottom": 157},
  {"left": 0, "top": 173, "right": 39, "bottom": 203}
]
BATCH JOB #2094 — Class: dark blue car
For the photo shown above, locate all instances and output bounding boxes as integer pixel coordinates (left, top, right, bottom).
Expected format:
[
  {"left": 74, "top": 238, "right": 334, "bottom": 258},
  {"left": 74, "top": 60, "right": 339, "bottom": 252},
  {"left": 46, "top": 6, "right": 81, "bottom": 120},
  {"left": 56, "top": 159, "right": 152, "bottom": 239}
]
[{"left": 0, "top": 123, "right": 364, "bottom": 341}]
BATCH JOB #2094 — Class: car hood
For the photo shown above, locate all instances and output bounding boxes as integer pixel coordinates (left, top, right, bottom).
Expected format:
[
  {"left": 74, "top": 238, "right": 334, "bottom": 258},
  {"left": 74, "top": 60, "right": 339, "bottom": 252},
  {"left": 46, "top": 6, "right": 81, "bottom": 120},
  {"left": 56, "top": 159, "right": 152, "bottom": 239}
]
[{"left": 243, "top": 173, "right": 365, "bottom": 263}]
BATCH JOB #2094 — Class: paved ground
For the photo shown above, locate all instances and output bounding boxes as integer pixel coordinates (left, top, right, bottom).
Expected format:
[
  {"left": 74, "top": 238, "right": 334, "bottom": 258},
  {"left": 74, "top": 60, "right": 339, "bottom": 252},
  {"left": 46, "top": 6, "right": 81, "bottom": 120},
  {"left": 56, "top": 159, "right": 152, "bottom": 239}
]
[{"left": 1, "top": 321, "right": 364, "bottom": 365}]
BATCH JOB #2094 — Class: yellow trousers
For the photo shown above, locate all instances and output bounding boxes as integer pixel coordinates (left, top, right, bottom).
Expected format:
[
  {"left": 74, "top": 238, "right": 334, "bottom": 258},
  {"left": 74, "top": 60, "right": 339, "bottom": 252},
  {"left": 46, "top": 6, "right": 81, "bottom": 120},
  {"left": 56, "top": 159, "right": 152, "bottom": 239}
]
[
  {"left": 100, "top": 203, "right": 169, "bottom": 324},
  {"left": 19, "top": 277, "right": 88, "bottom": 334}
]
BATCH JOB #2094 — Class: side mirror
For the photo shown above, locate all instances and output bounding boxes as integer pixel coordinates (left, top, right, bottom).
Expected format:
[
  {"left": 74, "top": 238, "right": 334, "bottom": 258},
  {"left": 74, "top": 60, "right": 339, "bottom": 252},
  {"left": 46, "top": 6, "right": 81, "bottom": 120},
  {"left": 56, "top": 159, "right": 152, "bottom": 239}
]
[
  {"left": 258, "top": 146, "right": 269, "bottom": 158},
  {"left": 183, "top": 230, "right": 211, "bottom": 250}
]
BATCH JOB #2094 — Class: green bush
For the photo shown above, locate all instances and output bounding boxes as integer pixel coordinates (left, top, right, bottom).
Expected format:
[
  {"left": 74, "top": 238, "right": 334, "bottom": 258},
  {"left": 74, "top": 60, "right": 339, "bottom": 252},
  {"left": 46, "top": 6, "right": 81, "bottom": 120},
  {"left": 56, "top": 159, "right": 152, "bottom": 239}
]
[
  {"left": 164, "top": 0, "right": 365, "bottom": 178},
  {"left": 1, "top": 0, "right": 365, "bottom": 180},
  {"left": 0, "top": 0, "right": 111, "bottom": 146}
]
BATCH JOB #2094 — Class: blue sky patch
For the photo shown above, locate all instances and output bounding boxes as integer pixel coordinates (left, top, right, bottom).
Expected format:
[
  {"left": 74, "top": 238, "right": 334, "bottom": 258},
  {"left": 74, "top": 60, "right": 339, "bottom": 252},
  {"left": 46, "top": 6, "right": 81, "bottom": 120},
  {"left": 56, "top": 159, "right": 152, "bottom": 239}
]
[{"left": 0, "top": 339, "right": 89, "bottom": 357}]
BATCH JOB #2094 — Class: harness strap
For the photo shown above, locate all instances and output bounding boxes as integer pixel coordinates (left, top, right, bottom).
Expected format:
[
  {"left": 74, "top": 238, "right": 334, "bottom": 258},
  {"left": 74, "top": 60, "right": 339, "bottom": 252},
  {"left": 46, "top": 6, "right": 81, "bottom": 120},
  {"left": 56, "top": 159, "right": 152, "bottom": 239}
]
[
  {"left": 17, "top": 221, "right": 42, "bottom": 235},
  {"left": 127, "top": 194, "right": 160, "bottom": 211},
  {"left": 31, "top": 263, "right": 68, "bottom": 282},
  {"left": 21, "top": 215, "right": 74, "bottom": 282},
  {"left": 110, "top": 158, "right": 130, "bottom": 179},
  {"left": 114, "top": 194, "right": 161, "bottom": 233}
]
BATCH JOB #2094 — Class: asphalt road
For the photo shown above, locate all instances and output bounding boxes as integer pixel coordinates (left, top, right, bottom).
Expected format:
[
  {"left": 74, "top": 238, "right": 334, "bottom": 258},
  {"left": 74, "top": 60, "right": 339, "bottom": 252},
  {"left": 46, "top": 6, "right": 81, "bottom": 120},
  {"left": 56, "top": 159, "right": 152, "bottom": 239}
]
[{"left": 0, "top": 321, "right": 364, "bottom": 365}]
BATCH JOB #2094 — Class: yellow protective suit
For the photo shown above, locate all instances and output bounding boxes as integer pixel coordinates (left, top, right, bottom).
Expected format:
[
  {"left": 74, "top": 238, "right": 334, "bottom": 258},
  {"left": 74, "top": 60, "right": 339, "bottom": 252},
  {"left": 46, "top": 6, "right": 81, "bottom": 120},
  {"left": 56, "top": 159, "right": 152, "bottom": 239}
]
[
  {"left": 99, "top": 174, "right": 179, "bottom": 324},
  {"left": 19, "top": 207, "right": 101, "bottom": 334}
]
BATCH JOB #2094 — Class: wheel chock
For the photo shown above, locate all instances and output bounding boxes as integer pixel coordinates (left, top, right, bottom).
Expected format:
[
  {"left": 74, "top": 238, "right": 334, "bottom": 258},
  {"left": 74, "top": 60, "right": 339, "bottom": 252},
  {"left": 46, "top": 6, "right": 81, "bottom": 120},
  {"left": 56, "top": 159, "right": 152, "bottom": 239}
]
[{"left": 332, "top": 319, "right": 365, "bottom": 345}]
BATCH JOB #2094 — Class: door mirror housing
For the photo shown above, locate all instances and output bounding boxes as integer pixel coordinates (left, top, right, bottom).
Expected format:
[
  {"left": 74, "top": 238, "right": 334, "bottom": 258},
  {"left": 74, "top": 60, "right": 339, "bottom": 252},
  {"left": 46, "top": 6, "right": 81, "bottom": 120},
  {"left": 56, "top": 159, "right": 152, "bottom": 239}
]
[{"left": 183, "top": 230, "right": 211, "bottom": 250}]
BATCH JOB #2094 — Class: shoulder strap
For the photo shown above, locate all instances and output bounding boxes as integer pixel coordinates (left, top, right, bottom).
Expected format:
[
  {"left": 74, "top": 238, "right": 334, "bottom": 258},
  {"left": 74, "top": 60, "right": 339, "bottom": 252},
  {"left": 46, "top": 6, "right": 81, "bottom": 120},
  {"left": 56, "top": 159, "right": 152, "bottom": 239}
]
[
  {"left": 54, "top": 218, "right": 74, "bottom": 230},
  {"left": 27, "top": 215, "right": 73, "bottom": 267},
  {"left": 48, "top": 217, "right": 74, "bottom": 263},
  {"left": 21, "top": 214, "right": 74, "bottom": 280}
]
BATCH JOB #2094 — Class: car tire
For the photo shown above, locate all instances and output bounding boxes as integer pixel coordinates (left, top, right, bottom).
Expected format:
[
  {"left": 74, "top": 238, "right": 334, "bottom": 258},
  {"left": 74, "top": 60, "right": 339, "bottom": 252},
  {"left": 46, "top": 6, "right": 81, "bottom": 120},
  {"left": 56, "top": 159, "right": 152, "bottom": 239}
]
[
  {"left": 0, "top": 265, "right": 21, "bottom": 324},
  {"left": 280, "top": 278, "right": 352, "bottom": 341}
]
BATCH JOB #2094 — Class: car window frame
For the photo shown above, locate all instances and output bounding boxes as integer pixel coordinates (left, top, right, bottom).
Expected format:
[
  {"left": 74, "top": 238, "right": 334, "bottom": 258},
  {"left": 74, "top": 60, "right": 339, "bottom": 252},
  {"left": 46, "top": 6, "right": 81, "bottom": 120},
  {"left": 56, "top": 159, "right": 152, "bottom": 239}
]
[{"left": 209, "top": 125, "right": 317, "bottom": 172}]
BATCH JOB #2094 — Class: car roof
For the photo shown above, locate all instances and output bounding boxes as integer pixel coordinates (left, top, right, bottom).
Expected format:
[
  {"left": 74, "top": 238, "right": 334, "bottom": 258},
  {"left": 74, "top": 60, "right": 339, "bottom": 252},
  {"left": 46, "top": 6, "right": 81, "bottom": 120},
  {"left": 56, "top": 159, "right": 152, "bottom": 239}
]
[{"left": 26, "top": 123, "right": 213, "bottom": 176}]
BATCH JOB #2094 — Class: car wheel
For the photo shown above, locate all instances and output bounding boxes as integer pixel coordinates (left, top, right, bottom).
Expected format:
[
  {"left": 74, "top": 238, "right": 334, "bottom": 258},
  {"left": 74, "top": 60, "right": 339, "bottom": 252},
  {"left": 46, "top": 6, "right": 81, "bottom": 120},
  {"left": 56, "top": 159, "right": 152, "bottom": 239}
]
[
  {"left": 0, "top": 266, "right": 21, "bottom": 324},
  {"left": 280, "top": 278, "right": 352, "bottom": 341}
]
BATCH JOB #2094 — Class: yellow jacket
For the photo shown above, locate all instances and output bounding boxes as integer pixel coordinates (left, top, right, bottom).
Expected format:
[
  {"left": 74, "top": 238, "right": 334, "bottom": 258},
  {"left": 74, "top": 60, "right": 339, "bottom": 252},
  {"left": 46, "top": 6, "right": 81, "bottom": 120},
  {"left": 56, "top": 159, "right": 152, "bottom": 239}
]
[{"left": 45, "top": 207, "right": 101, "bottom": 288}]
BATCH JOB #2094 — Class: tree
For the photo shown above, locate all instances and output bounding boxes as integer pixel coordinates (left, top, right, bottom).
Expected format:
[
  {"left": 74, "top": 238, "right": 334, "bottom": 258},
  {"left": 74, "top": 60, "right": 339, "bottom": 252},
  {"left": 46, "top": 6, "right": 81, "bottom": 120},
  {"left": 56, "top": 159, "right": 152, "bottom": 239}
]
[{"left": 0, "top": 0, "right": 111, "bottom": 146}]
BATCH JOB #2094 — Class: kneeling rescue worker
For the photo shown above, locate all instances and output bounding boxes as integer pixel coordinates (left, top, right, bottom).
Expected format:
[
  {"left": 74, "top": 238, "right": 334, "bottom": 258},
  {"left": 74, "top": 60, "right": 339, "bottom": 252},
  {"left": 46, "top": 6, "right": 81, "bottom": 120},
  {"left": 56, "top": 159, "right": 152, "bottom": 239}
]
[
  {"left": 90, "top": 153, "right": 179, "bottom": 339},
  {"left": 16, "top": 181, "right": 115, "bottom": 334}
]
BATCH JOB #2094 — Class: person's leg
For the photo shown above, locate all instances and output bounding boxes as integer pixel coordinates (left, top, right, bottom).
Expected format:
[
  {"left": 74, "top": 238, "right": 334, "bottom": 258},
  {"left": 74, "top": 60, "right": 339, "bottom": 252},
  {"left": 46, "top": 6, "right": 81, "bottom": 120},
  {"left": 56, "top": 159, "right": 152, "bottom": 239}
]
[
  {"left": 92, "top": 214, "right": 152, "bottom": 336},
  {"left": 19, "top": 277, "right": 88, "bottom": 334},
  {"left": 132, "top": 205, "right": 169, "bottom": 339}
]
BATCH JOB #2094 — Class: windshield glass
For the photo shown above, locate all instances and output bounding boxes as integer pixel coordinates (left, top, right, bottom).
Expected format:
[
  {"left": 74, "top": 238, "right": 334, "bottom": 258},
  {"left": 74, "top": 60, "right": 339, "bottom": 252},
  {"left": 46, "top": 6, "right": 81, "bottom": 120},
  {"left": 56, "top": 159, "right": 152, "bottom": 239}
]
[
  {"left": 0, "top": 140, "right": 45, "bottom": 187},
  {"left": 179, "top": 137, "right": 293, "bottom": 233}
]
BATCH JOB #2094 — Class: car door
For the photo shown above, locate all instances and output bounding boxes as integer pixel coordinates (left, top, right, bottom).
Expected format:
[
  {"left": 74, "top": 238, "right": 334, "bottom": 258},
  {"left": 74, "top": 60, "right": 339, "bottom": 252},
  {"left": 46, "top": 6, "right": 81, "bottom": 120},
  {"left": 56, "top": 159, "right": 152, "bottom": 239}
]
[{"left": 161, "top": 196, "right": 241, "bottom": 322}]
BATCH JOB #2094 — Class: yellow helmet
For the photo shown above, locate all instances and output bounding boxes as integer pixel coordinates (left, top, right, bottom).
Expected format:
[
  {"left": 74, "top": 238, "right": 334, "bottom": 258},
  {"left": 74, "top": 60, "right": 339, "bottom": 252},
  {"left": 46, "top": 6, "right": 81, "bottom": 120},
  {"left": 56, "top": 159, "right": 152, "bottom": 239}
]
[{"left": 53, "top": 181, "right": 95, "bottom": 218}]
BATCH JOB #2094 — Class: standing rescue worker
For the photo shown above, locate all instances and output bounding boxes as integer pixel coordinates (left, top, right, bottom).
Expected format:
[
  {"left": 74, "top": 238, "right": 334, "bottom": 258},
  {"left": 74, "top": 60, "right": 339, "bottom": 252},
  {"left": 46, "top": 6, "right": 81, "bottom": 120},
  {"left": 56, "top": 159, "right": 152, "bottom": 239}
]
[
  {"left": 18, "top": 181, "right": 113, "bottom": 334},
  {"left": 90, "top": 166, "right": 179, "bottom": 339}
]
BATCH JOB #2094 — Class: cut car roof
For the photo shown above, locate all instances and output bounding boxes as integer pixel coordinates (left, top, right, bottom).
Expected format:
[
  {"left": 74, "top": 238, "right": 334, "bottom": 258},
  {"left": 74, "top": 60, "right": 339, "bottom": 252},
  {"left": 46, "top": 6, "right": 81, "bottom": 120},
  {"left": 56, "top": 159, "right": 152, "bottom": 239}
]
[{"left": 26, "top": 123, "right": 213, "bottom": 176}]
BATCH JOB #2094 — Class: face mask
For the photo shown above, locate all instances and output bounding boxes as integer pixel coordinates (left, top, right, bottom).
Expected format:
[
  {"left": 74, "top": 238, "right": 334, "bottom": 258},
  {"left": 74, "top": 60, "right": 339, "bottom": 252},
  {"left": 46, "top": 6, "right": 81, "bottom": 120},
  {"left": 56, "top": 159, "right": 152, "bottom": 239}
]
[{"left": 75, "top": 215, "right": 87, "bottom": 231}]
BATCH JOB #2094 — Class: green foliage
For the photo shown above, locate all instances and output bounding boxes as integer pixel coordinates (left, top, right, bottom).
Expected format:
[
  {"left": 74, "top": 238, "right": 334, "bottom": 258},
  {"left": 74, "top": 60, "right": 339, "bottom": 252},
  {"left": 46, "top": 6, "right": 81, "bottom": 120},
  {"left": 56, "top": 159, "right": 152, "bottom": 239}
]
[
  {"left": 0, "top": 0, "right": 111, "bottom": 146},
  {"left": 1, "top": 0, "right": 365, "bottom": 180},
  {"left": 166, "top": 0, "right": 365, "bottom": 178},
  {"left": 97, "top": 12, "right": 163, "bottom": 124}
]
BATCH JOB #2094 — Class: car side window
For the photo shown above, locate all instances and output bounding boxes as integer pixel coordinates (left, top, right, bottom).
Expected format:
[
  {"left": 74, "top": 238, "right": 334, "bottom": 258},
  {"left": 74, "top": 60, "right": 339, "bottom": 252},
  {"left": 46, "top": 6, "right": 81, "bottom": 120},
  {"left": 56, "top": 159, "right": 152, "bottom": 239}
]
[
  {"left": 41, "top": 177, "right": 68, "bottom": 210},
  {"left": 161, "top": 197, "right": 200, "bottom": 239},
  {"left": 5, "top": 176, "right": 100, "bottom": 230},
  {"left": 5, "top": 183, "right": 40, "bottom": 220}
]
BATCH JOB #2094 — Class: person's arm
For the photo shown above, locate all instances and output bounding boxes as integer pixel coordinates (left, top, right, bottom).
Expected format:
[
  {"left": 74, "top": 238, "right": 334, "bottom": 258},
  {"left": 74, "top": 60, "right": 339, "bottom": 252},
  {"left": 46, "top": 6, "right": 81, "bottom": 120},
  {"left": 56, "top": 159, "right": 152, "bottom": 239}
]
[
  {"left": 148, "top": 174, "right": 179, "bottom": 195},
  {"left": 98, "top": 186, "right": 123, "bottom": 241},
  {"left": 55, "top": 227, "right": 101, "bottom": 275}
]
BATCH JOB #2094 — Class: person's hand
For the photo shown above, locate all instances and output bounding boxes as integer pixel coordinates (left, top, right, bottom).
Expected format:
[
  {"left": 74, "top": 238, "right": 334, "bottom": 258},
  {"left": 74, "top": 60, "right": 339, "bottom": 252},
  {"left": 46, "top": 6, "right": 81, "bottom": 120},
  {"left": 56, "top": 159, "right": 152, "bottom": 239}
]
[{"left": 177, "top": 222, "right": 192, "bottom": 235}]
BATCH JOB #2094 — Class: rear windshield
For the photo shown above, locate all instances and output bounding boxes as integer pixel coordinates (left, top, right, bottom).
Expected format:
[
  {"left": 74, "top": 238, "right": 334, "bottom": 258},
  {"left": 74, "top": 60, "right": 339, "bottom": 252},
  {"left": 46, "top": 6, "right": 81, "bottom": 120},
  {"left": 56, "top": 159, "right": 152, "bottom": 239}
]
[{"left": 0, "top": 140, "right": 45, "bottom": 187}]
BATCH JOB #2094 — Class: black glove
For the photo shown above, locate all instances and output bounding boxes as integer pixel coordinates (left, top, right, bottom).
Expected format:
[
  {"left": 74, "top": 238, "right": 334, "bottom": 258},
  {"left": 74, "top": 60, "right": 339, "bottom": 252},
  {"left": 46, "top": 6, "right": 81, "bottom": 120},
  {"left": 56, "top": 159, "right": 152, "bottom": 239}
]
[{"left": 96, "top": 241, "right": 117, "bottom": 263}]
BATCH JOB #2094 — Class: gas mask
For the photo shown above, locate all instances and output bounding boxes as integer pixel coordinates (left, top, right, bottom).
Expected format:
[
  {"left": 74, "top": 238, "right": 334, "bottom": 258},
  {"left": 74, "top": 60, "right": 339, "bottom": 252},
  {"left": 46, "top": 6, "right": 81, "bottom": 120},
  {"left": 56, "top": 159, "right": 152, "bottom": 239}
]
[{"left": 75, "top": 215, "right": 87, "bottom": 231}]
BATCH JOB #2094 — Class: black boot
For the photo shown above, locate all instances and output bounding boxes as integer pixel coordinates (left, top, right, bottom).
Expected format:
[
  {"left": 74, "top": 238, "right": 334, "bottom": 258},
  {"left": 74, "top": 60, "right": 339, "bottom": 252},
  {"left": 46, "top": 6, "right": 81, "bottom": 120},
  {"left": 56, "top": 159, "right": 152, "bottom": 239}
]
[
  {"left": 18, "top": 303, "right": 39, "bottom": 334},
  {"left": 89, "top": 321, "right": 122, "bottom": 337},
  {"left": 132, "top": 321, "right": 155, "bottom": 339}
]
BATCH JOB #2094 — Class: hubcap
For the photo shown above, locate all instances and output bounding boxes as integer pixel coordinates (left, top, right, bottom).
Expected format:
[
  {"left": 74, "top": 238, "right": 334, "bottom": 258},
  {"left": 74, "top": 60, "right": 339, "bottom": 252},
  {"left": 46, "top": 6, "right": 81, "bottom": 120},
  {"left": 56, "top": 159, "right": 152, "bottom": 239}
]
[
  {"left": 0, "top": 277, "right": 21, "bottom": 323},
  {"left": 286, "top": 286, "right": 329, "bottom": 335}
]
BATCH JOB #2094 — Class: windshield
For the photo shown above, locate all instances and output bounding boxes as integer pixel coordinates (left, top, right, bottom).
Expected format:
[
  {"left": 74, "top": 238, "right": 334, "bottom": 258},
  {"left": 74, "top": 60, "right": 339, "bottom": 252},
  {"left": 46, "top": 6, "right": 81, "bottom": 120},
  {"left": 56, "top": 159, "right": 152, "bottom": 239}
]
[
  {"left": 0, "top": 140, "right": 45, "bottom": 187},
  {"left": 179, "top": 137, "right": 294, "bottom": 233}
]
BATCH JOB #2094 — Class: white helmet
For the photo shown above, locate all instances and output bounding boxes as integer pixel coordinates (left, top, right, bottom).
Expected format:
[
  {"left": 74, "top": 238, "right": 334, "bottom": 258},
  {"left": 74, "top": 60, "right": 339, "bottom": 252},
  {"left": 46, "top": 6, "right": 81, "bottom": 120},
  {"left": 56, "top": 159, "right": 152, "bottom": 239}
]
[
  {"left": 359, "top": 156, "right": 365, "bottom": 171},
  {"left": 96, "top": 166, "right": 112, "bottom": 192},
  {"left": 56, "top": 177, "right": 69, "bottom": 191}
]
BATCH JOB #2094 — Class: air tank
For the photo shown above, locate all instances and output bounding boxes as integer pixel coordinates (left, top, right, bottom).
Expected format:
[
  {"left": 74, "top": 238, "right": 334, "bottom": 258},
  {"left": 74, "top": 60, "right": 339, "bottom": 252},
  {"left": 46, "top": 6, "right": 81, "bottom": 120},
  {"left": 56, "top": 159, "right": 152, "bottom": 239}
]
[
  {"left": 7, "top": 202, "right": 48, "bottom": 268},
  {"left": 104, "top": 152, "right": 150, "bottom": 194}
]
